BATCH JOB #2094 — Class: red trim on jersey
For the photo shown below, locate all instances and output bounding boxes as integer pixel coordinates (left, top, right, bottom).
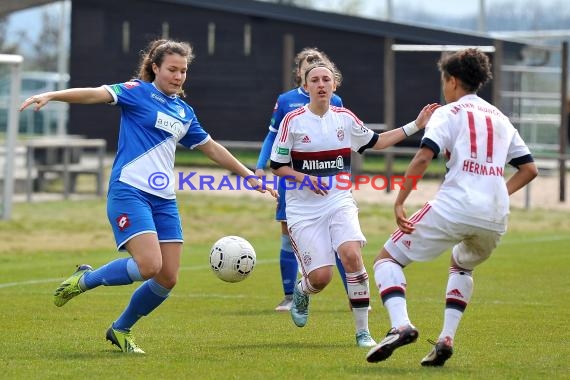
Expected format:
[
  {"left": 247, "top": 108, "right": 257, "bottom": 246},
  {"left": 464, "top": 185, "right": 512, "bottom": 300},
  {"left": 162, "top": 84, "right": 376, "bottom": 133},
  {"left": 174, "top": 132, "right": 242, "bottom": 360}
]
[
  {"left": 291, "top": 147, "right": 351, "bottom": 160},
  {"left": 279, "top": 107, "right": 306, "bottom": 143},
  {"left": 485, "top": 116, "right": 494, "bottom": 163},
  {"left": 467, "top": 111, "right": 477, "bottom": 159},
  {"left": 391, "top": 203, "right": 431, "bottom": 242},
  {"left": 331, "top": 106, "right": 364, "bottom": 126},
  {"left": 288, "top": 229, "right": 308, "bottom": 278}
]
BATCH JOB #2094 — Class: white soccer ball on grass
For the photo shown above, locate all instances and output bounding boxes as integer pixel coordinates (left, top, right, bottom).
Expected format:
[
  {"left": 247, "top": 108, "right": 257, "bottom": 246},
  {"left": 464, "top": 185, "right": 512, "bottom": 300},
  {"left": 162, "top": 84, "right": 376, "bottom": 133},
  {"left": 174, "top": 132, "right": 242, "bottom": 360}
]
[{"left": 209, "top": 235, "right": 256, "bottom": 283}]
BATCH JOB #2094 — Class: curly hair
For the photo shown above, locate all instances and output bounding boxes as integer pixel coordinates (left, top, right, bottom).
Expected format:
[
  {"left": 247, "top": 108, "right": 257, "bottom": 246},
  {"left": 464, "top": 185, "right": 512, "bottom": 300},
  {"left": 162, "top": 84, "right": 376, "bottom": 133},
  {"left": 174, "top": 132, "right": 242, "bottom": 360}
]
[
  {"left": 438, "top": 48, "right": 492, "bottom": 92},
  {"left": 293, "top": 47, "right": 342, "bottom": 87}
]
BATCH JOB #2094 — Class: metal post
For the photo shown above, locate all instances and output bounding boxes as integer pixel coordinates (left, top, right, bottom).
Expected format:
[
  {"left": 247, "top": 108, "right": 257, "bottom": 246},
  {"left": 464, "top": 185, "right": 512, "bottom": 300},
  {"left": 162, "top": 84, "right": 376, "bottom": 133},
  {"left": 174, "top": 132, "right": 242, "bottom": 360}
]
[
  {"left": 384, "top": 38, "right": 395, "bottom": 193},
  {"left": 385, "top": 0, "right": 393, "bottom": 21},
  {"left": 559, "top": 41, "right": 568, "bottom": 203},
  {"left": 56, "top": 0, "right": 70, "bottom": 136},
  {"left": 1, "top": 55, "right": 23, "bottom": 220},
  {"left": 478, "top": 0, "right": 487, "bottom": 33},
  {"left": 492, "top": 40, "right": 503, "bottom": 107}
]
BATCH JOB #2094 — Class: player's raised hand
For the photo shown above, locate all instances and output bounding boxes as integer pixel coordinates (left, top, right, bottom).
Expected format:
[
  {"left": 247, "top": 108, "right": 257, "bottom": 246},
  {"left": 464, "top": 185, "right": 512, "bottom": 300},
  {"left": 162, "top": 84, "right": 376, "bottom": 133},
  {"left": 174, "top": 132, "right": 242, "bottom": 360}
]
[{"left": 414, "top": 103, "right": 441, "bottom": 129}]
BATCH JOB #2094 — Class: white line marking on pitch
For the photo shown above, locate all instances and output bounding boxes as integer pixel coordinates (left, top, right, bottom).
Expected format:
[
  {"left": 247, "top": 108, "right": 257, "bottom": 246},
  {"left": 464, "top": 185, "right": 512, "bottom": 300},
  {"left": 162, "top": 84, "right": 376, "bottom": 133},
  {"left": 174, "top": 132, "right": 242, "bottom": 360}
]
[{"left": 0, "top": 258, "right": 280, "bottom": 289}]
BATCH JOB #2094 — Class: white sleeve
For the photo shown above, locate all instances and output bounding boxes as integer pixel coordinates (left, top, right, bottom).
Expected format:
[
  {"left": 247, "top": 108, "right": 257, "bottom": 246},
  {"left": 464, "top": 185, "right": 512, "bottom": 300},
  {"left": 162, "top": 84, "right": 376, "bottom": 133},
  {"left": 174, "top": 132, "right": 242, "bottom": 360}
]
[
  {"left": 422, "top": 108, "right": 452, "bottom": 154},
  {"left": 506, "top": 128, "right": 531, "bottom": 162}
]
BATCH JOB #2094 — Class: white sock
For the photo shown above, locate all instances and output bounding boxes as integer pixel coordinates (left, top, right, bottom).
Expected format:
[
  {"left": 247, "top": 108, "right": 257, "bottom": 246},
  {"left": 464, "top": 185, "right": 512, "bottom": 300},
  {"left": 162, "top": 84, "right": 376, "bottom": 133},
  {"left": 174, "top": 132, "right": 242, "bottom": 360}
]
[
  {"left": 373, "top": 258, "right": 411, "bottom": 328},
  {"left": 298, "top": 277, "right": 320, "bottom": 295},
  {"left": 346, "top": 268, "right": 370, "bottom": 333},
  {"left": 440, "top": 267, "right": 473, "bottom": 339}
]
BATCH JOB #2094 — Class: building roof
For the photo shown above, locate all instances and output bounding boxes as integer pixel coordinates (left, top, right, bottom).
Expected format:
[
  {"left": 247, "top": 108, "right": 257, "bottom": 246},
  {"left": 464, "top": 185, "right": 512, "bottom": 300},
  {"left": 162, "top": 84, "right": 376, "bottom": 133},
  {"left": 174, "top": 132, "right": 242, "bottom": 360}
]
[
  {"left": 1, "top": 0, "right": 521, "bottom": 47},
  {"left": 0, "top": 0, "right": 54, "bottom": 16},
  {"left": 163, "top": 0, "right": 506, "bottom": 46}
]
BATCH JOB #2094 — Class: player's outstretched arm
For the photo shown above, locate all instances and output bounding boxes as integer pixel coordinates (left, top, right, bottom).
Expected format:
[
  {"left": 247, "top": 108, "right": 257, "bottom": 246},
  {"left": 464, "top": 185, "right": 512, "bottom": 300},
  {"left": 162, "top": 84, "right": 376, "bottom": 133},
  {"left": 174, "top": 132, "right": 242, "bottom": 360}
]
[
  {"left": 372, "top": 103, "right": 440, "bottom": 150},
  {"left": 19, "top": 87, "right": 113, "bottom": 112},
  {"left": 198, "top": 139, "right": 277, "bottom": 198}
]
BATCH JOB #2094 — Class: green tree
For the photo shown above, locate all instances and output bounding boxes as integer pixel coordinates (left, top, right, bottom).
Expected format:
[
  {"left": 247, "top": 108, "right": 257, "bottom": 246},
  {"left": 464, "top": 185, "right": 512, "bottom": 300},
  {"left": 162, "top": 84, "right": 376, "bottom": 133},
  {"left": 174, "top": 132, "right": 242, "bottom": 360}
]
[{"left": 29, "top": 9, "right": 60, "bottom": 71}]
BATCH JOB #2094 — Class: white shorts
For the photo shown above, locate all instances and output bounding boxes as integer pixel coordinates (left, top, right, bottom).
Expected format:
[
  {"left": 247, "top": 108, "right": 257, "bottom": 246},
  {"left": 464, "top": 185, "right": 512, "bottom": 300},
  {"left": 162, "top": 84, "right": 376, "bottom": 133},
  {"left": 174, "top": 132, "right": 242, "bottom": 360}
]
[
  {"left": 288, "top": 203, "right": 366, "bottom": 276},
  {"left": 384, "top": 203, "right": 504, "bottom": 270}
]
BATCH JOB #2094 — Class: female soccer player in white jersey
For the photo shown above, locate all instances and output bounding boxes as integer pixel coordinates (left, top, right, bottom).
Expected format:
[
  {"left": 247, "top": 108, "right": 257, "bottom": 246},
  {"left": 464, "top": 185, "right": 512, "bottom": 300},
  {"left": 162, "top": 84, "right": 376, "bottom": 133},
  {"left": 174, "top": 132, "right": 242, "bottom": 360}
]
[
  {"left": 255, "top": 47, "right": 350, "bottom": 312},
  {"left": 269, "top": 59, "right": 439, "bottom": 347},
  {"left": 365, "top": 48, "right": 538, "bottom": 366},
  {"left": 19, "top": 39, "right": 276, "bottom": 354}
]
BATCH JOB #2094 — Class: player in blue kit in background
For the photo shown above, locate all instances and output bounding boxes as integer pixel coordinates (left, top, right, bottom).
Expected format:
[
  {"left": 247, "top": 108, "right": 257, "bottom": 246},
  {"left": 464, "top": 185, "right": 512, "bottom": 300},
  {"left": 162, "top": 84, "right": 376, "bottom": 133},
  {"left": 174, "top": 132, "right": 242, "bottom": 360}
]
[
  {"left": 255, "top": 47, "right": 349, "bottom": 312},
  {"left": 19, "top": 39, "right": 276, "bottom": 354}
]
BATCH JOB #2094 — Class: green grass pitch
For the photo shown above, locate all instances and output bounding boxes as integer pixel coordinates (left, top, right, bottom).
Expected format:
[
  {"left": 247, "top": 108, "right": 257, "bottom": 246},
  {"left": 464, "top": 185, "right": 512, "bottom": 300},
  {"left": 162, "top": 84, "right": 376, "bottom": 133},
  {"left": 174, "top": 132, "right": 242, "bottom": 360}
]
[{"left": 0, "top": 193, "right": 568, "bottom": 379}]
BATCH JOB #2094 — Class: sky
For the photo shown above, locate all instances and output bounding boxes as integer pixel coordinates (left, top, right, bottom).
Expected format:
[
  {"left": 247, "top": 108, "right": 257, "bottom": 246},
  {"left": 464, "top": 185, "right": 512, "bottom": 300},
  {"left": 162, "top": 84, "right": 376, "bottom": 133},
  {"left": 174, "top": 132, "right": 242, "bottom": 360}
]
[
  {"left": 310, "top": 0, "right": 481, "bottom": 18},
  {"left": 6, "top": 2, "right": 62, "bottom": 45}
]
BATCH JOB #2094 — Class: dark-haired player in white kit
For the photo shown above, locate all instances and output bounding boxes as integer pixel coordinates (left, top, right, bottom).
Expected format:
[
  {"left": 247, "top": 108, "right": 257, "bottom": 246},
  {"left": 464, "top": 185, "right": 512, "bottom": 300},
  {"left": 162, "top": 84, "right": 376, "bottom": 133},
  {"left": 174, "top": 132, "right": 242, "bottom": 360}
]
[
  {"left": 366, "top": 48, "right": 538, "bottom": 366},
  {"left": 270, "top": 59, "right": 439, "bottom": 347}
]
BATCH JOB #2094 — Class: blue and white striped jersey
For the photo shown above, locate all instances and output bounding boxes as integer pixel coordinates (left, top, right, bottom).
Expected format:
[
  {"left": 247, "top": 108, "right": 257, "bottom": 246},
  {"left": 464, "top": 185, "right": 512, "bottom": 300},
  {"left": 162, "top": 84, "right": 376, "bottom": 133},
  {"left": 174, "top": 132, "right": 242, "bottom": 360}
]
[{"left": 104, "top": 80, "right": 210, "bottom": 199}]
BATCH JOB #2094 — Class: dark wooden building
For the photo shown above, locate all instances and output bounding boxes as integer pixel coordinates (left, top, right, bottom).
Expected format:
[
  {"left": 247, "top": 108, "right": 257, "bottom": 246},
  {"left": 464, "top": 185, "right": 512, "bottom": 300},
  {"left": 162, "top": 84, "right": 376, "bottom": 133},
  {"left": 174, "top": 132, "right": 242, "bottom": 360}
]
[{"left": 68, "top": 0, "right": 524, "bottom": 149}]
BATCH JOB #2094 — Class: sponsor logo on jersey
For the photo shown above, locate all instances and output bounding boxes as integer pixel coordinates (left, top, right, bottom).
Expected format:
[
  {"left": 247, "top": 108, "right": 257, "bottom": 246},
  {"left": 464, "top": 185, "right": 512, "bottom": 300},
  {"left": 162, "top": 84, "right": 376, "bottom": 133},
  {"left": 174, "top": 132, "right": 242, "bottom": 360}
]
[
  {"left": 301, "top": 135, "right": 311, "bottom": 143},
  {"left": 402, "top": 239, "right": 412, "bottom": 249},
  {"left": 151, "top": 92, "right": 166, "bottom": 104},
  {"left": 155, "top": 111, "right": 185, "bottom": 140},
  {"left": 301, "top": 155, "right": 344, "bottom": 171},
  {"left": 124, "top": 81, "right": 140, "bottom": 89},
  {"left": 277, "top": 147, "right": 289, "bottom": 155},
  {"left": 175, "top": 105, "right": 186, "bottom": 118},
  {"left": 111, "top": 84, "right": 122, "bottom": 95},
  {"left": 289, "top": 102, "right": 304, "bottom": 108}
]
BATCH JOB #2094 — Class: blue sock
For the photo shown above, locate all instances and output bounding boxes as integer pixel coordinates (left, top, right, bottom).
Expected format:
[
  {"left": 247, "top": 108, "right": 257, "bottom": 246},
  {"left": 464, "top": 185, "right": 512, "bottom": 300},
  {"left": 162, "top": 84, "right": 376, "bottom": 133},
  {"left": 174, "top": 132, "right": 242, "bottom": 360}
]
[
  {"left": 113, "top": 278, "right": 170, "bottom": 332},
  {"left": 335, "top": 253, "right": 349, "bottom": 294},
  {"left": 81, "top": 257, "right": 143, "bottom": 290},
  {"left": 280, "top": 234, "right": 297, "bottom": 296}
]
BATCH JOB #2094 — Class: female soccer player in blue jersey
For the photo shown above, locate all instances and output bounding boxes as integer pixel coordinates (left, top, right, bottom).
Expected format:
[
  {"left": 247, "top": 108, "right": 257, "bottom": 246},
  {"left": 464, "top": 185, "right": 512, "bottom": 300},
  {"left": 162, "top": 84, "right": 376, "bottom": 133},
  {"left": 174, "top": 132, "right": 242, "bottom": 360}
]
[
  {"left": 255, "top": 47, "right": 350, "bottom": 312},
  {"left": 19, "top": 39, "right": 276, "bottom": 354}
]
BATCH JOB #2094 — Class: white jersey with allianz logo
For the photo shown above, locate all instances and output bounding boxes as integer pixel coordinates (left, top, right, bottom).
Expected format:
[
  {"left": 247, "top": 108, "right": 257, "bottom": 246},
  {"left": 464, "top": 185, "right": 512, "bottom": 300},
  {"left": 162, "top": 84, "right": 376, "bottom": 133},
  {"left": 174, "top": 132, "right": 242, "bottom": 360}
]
[
  {"left": 270, "top": 105, "right": 375, "bottom": 226},
  {"left": 423, "top": 94, "right": 532, "bottom": 231}
]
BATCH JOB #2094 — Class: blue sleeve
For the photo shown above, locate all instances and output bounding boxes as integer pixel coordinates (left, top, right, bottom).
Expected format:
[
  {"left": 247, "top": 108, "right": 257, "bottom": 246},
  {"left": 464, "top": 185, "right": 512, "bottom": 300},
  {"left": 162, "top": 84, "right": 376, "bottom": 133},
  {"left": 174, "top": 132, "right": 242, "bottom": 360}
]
[
  {"left": 256, "top": 130, "right": 278, "bottom": 169},
  {"left": 332, "top": 94, "right": 343, "bottom": 107}
]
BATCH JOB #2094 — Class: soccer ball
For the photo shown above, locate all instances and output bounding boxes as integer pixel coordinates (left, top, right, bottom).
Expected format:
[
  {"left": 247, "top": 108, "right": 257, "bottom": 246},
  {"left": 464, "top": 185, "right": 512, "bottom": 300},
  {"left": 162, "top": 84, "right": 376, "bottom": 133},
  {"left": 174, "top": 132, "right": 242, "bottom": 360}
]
[{"left": 209, "top": 236, "right": 256, "bottom": 283}]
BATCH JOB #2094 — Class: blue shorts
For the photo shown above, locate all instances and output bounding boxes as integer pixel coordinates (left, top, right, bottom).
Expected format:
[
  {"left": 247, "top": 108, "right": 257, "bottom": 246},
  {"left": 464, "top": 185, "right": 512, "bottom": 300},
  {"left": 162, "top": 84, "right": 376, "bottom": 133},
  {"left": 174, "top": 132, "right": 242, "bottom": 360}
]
[
  {"left": 107, "top": 181, "right": 183, "bottom": 250},
  {"left": 276, "top": 183, "right": 286, "bottom": 222}
]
